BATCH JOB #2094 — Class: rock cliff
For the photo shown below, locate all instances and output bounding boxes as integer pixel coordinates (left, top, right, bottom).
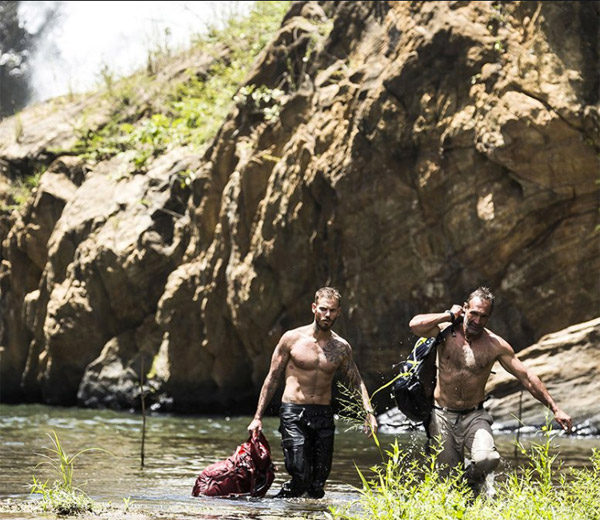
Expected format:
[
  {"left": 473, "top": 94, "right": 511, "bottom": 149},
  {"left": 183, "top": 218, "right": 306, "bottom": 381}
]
[
  {"left": 0, "top": 1, "right": 598, "bottom": 427},
  {"left": 485, "top": 318, "right": 600, "bottom": 434}
]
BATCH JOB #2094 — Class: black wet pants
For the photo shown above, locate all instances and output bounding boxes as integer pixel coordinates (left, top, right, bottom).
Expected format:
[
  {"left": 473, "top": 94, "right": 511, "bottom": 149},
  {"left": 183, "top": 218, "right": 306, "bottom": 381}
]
[{"left": 277, "top": 403, "right": 335, "bottom": 498}]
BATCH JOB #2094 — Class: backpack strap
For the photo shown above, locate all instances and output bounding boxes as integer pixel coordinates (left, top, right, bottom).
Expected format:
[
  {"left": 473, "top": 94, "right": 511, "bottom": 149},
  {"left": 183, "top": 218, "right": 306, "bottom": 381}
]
[
  {"left": 372, "top": 319, "right": 460, "bottom": 402},
  {"left": 439, "top": 316, "right": 461, "bottom": 341},
  {"left": 421, "top": 320, "right": 460, "bottom": 435}
]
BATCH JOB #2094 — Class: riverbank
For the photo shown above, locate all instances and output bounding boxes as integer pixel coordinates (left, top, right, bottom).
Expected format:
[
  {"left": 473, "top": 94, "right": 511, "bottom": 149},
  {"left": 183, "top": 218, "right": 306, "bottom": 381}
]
[
  {"left": 0, "top": 499, "right": 145, "bottom": 520},
  {"left": 0, "top": 495, "right": 342, "bottom": 520}
]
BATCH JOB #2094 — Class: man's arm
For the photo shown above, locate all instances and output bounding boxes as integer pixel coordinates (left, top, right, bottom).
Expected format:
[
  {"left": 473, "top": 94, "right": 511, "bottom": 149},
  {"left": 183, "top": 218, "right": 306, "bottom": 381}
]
[
  {"left": 247, "top": 334, "right": 291, "bottom": 435},
  {"left": 341, "top": 346, "right": 378, "bottom": 437},
  {"left": 409, "top": 304, "right": 463, "bottom": 337},
  {"left": 498, "top": 341, "right": 572, "bottom": 432}
]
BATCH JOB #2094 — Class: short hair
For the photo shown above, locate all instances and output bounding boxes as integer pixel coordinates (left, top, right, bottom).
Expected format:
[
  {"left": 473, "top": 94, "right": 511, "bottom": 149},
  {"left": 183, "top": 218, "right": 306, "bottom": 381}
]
[
  {"left": 466, "top": 286, "right": 495, "bottom": 312},
  {"left": 314, "top": 287, "right": 341, "bottom": 305}
]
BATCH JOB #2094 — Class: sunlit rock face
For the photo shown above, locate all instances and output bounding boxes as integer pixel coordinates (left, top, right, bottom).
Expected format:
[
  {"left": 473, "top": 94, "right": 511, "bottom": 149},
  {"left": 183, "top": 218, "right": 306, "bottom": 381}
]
[
  {"left": 485, "top": 318, "right": 600, "bottom": 433},
  {"left": 0, "top": 2, "right": 598, "bottom": 423}
]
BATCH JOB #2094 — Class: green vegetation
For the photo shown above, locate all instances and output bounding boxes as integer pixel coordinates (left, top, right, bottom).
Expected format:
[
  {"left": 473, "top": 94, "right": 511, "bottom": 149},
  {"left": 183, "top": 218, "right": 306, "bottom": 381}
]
[
  {"left": 1, "top": 168, "right": 43, "bottom": 212},
  {"left": 70, "top": 1, "right": 291, "bottom": 172},
  {"left": 328, "top": 427, "right": 600, "bottom": 520},
  {"left": 234, "top": 84, "right": 286, "bottom": 122},
  {"left": 30, "top": 431, "right": 107, "bottom": 515},
  {"left": 336, "top": 381, "right": 383, "bottom": 460},
  {"left": 13, "top": 170, "right": 41, "bottom": 207},
  {"left": 122, "top": 495, "right": 135, "bottom": 513}
]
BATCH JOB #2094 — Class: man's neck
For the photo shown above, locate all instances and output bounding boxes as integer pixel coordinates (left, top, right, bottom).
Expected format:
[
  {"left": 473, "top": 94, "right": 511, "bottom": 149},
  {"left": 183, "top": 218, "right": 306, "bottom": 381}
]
[{"left": 312, "top": 323, "right": 332, "bottom": 342}]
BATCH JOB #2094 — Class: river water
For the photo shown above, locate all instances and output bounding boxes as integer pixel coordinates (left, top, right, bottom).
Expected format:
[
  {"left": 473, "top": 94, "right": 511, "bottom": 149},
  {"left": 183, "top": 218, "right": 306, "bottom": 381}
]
[{"left": 1, "top": 404, "right": 599, "bottom": 519}]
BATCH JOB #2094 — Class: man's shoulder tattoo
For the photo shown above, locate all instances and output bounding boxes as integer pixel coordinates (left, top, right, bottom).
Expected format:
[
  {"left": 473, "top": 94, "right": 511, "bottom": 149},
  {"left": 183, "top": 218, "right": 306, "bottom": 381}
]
[{"left": 323, "top": 339, "right": 348, "bottom": 365}]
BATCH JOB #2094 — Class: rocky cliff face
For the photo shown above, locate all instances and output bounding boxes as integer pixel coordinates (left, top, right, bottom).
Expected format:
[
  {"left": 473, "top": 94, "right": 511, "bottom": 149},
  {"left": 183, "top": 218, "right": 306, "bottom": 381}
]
[
  {"left": 0, "top": 2, "right": 598, "bottom": 425},
  {"left": 485, "top": 318, "right": 600, "bottom": 434}
]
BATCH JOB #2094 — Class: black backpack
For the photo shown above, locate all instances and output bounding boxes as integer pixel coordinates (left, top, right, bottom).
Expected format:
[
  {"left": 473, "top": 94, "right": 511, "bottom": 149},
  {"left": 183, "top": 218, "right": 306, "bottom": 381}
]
[{"left": 392, "top": 325, "right": 455, "bottom": 423}]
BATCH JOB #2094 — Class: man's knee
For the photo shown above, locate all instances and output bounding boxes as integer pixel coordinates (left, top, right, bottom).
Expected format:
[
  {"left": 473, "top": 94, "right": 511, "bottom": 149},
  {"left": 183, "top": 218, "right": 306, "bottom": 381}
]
[
  {"left": 469, "top": 420, "right": 499, "bottom": 473},
  {"left": 471, "top": 448, "right": 500, "bottom": 474}
]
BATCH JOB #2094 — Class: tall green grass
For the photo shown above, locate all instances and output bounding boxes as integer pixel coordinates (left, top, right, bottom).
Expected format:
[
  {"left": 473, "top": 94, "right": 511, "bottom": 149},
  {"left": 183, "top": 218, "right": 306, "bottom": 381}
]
[
  {"left": 30, "top": 431, "right": 107, "bottom": 515},
  {"left": 336, "top": 381, "right": 384, "bottom": 460},
  {"left": 328, "top": 428, "right": 600, "bottom": 520}
]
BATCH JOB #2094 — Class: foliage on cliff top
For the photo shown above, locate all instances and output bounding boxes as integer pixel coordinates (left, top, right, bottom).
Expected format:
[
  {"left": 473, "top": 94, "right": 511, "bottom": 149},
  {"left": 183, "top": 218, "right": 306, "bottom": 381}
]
[{"left": 70, "top": 1, "right": 290, "bottom": 171}]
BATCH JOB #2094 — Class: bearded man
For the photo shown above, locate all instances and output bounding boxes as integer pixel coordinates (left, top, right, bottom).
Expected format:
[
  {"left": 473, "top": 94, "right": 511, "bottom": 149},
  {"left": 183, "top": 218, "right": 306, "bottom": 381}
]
[{"left": 248, "top": 287, "right": 377, "bottom": 498}]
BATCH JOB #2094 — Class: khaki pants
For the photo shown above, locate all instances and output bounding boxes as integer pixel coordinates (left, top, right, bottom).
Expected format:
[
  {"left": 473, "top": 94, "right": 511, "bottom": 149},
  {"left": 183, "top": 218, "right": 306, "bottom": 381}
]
[{"left": 428, "top": 406, "right": 500, "bottom": 491}]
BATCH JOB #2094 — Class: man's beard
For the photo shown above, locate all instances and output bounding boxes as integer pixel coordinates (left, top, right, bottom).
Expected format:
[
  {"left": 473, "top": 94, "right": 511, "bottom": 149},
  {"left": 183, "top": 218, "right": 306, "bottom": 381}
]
[
  {"left": 316, "top": 317, "right": 336, "bottom": 331},
  {"left": 464, "top": 320, "right": 483, "bottom": 339}
]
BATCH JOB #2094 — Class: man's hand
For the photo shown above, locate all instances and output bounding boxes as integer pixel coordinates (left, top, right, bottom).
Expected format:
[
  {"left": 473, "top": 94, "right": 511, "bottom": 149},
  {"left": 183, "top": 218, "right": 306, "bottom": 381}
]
[
  {"left": 554, "top": 408, "right": 573, "bottom": 433},
  {"left": 247, "top": 418, "right": 263, "bottom": 437},
  {"left": 449, "top": 304, "right": 464, "bottom": 322},
  {"left": 363, "top": 412, "right": 378, "bottom": 438}
]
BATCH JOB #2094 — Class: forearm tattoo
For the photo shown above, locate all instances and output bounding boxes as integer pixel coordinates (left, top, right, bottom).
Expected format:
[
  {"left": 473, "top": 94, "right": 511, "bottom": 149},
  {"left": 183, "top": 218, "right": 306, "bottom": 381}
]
[
  {"left": 256, "top": 364, "right": 285, "bottom": 417},
  {"left": 346, "top": 363, "right": 362, "bottom": 388}
]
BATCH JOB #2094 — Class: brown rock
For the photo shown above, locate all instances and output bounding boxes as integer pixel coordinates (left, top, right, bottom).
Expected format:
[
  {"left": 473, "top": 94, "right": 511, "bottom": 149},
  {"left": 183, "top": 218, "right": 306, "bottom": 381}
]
[
  {"left": 0, "top": 2, "right": 597, "bottom": 419},
  {"left": 485, "top": 318, "right": 600, "bottom": 432}
]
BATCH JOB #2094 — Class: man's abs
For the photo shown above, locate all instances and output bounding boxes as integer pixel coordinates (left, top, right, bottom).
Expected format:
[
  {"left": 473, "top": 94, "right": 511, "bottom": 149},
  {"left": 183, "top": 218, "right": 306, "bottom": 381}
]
[
  {"left": 281, "top": 372, "right": 334, "bottom": 405},
  {"left": 435, "top": 371, "right": 488, "bottom": 409}
]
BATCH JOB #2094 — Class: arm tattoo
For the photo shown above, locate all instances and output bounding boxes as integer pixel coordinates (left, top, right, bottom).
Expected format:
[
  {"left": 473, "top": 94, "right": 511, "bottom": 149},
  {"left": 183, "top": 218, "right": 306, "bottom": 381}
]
[
  {"left": 255, "top": 363, "right": 285, "bottom": 418},
  {"left": 334, "top": 343, "right": 360, "bottom": 387},
  {"left": 336, "top": 346, "right": 371, "bottom": 411},
  {"left": 346, "top": 362, "right": 362, "bottom": 388}
]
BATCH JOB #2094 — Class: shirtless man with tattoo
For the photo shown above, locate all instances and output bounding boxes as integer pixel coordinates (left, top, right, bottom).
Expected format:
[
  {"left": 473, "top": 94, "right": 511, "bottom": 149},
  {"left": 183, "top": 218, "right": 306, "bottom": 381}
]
[
  {"left": 247, "top": 287, "right": 377, "bottom": 498},
  {"left": 409, "top": 286, "right": 572, "bottom": 495}
]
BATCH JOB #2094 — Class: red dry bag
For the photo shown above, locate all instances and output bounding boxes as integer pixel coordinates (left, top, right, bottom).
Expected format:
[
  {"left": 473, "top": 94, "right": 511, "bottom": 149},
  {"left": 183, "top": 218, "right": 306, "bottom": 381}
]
[{"left": 192, "top": 432, "right": 275, "bottom": 498}]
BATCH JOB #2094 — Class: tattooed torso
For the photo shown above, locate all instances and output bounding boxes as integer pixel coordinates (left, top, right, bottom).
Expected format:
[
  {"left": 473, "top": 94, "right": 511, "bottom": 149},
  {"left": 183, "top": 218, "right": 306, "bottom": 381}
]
[{"left": 281, "top": 324, "right": 353, "bottom": 405}]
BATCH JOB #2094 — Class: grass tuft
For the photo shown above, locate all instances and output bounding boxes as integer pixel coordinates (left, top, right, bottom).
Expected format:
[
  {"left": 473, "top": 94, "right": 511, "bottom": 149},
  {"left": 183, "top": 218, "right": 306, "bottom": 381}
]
[
  {"left": 70, "top": 1, "right": 291, "bottom": 172},
  {"left": 30, "top": 431, "right": 108, "bottom": 515}
]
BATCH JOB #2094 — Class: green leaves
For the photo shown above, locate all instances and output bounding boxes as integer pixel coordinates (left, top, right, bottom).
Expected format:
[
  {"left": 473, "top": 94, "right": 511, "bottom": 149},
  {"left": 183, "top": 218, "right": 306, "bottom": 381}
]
[{"left": 1, "top": 169, "right": 43, "bottom": 212}]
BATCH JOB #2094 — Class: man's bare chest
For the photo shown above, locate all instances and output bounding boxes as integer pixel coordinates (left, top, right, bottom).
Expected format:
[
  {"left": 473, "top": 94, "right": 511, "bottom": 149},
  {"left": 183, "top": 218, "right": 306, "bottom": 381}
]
[
  {"left": 289, "top": 340, "right": 344, "bottom": 372},
  {"left": 440, "top": 340, "right": 495, "bottom": 373}
]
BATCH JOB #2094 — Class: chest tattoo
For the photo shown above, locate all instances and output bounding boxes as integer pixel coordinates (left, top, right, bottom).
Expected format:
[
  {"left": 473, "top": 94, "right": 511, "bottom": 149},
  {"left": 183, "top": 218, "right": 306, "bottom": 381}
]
[{"left": 322, "top": 340, "right": 345, "bottom": 365}]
